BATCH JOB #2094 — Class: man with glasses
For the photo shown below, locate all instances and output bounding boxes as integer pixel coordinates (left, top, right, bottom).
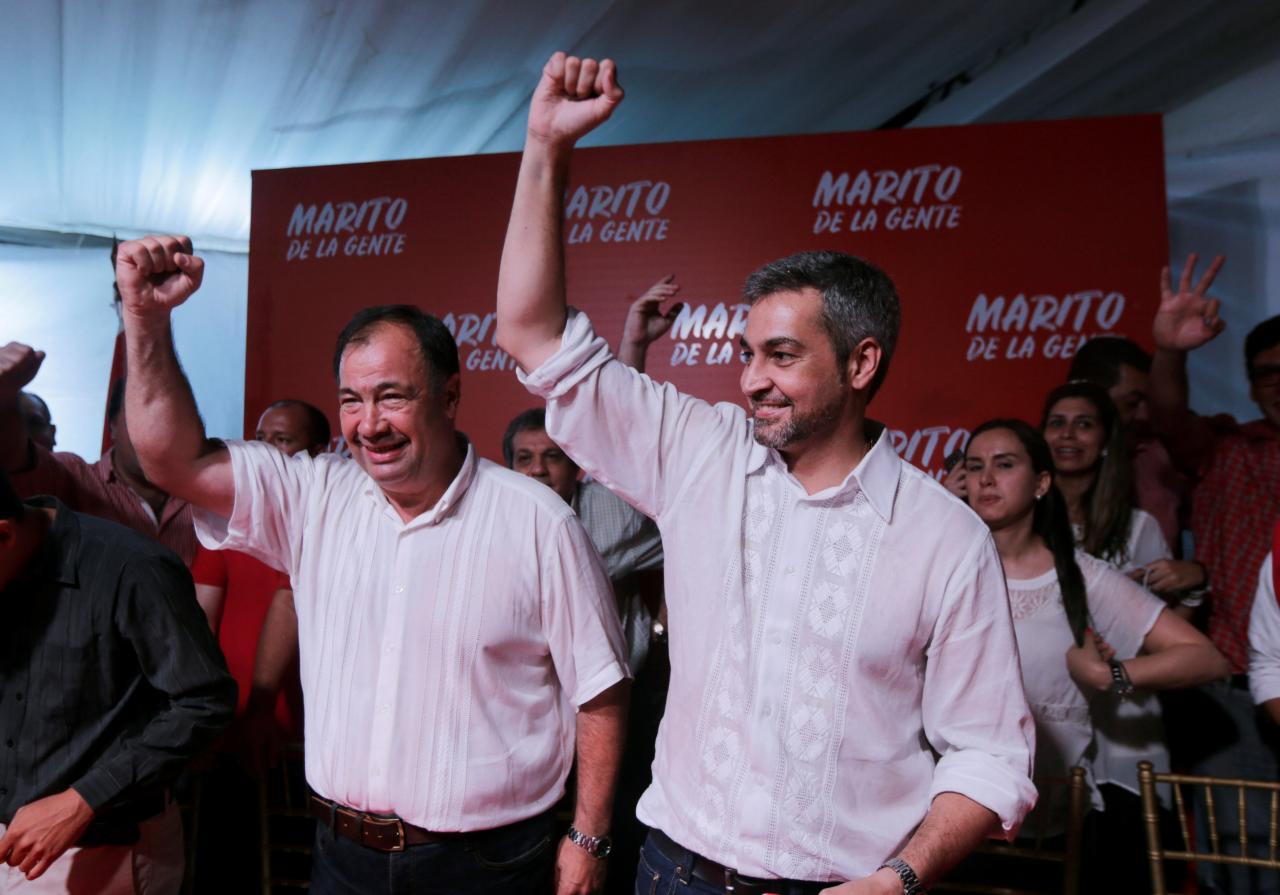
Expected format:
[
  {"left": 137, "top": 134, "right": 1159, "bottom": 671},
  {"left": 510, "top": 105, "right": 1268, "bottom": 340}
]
[{"left": 1149, "top": 252, "right": 1280, "bottom": 895}]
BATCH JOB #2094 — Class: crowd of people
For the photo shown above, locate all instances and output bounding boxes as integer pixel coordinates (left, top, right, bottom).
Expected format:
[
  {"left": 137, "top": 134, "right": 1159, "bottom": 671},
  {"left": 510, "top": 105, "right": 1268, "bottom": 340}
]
[{"left": 1, "top": 51, "right": 1278, "bottom": 895}]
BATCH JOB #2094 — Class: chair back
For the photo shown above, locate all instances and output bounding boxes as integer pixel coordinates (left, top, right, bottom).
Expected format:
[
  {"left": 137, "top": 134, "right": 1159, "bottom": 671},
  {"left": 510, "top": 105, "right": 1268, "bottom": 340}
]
[{"left": 1137, "top": 759, "right": 1280, "bottom": 895}]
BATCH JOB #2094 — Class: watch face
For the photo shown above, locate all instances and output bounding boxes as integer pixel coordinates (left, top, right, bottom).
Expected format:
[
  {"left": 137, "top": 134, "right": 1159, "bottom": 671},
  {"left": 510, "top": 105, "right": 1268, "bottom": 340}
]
[{"left": 597, "top": 839, "right": 613, "bottom": 858}]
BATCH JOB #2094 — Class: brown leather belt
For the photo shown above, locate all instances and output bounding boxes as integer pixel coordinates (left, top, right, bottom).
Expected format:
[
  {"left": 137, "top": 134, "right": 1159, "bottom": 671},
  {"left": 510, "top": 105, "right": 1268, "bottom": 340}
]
[{"left": 309, "top": 794, "right": 465, "bottom": 852}]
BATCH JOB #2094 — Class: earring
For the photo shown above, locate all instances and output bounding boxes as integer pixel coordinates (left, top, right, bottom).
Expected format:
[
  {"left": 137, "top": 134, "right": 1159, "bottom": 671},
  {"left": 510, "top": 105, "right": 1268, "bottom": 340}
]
[
  {"left": 1035, "top": 493, "right": 1044, "bottom": 501},
  {"left": 1101, "top": 448, "right": 1109, "bottom": 458}
]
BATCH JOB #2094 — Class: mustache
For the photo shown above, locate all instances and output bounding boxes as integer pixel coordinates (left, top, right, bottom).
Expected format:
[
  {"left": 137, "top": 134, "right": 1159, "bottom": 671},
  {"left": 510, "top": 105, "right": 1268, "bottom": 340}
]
[{"left": 749, "top": 391, "right": 792, "bottom": 408}]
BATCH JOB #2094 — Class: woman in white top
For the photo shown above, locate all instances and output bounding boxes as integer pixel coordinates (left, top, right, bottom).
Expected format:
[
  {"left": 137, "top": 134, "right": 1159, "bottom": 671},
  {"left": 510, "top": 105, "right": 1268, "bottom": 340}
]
[{"left": 963, "top": 420, "right": 1227, "bottom": 839}]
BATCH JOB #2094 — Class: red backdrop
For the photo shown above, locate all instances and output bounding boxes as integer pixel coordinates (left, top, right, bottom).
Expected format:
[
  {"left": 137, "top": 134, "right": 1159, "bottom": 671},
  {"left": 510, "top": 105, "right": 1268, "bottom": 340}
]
[{"left": 246, "top": 116, "right": 1167, "bottom": 474}]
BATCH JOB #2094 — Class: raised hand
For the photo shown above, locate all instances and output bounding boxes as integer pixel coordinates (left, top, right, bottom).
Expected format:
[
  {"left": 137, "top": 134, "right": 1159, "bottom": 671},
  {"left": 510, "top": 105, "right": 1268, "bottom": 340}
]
[
  {"left": 0, "top": 342, "right": 45, "bottom": 402},
  {"left": 1153, "top": 253, "right": 1225, "bottom": 352},
  {"left": 115, "top": 235, "right": 205, "bottom": 321},
  {"left": 622, "top": 275, "right": 684, "bottom": 348},
  {"left": 527, "top": 52, "right": 623, "bottom": 148}
]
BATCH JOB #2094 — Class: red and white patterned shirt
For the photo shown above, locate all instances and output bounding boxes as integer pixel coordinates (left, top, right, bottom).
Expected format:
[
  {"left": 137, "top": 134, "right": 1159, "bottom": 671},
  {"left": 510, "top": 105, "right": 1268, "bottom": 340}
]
[
  {"left": 1191, "top": 417, "right": 1280, "bottom": 673},
  {"left": 11, "top": 444, "right": 197, "bottom": 566}
]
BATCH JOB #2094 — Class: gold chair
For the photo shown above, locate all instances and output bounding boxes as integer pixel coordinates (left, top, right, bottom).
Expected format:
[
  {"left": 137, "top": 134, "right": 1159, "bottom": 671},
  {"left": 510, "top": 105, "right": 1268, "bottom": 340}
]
[
  {"left": 257, "top": 742, "right": 313, "bottom": 893},
  {"left": 933, "top": 766, "right": 1087, "bottom": 895},
  {"left": 1137, "top": 759, "right": 1280, "bottom": 894}
]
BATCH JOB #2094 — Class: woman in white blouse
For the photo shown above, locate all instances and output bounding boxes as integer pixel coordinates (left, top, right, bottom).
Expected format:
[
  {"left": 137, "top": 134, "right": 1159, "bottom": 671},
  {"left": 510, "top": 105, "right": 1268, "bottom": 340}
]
[{"left": 963, "top": 419, "right": 1227, "bottom": 844}]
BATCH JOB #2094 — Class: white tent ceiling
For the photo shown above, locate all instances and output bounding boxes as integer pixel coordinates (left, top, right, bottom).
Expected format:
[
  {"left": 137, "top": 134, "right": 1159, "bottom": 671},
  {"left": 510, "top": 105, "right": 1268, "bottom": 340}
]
[
  {"left": 2, "top": 0, "right": 1277, "bottom": 250},
  {"left": 2, "top": 0, "right": 1279, "bottom": 458}
]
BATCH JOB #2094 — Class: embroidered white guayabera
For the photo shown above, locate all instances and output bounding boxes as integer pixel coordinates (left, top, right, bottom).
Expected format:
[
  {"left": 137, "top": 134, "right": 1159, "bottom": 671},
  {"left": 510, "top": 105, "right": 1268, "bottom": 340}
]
[{"left": 521, "top": 309, "right": 1036, "bottom": 881}]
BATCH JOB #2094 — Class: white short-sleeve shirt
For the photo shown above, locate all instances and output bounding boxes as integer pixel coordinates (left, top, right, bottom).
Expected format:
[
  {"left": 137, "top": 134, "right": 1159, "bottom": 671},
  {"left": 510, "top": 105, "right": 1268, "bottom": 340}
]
[{"left": 193, "top": 438, "right": 628, "bottom": 831}]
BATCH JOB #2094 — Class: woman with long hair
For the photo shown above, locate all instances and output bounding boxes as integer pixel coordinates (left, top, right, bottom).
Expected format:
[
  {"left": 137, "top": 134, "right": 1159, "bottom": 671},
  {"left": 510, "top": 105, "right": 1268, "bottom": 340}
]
[{"left": 963, "top": 420, "right": 1225, "bottom": 830}]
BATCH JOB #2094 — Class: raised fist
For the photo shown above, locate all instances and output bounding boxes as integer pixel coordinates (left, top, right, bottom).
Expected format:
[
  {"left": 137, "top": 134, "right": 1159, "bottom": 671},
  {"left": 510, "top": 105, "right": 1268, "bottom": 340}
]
[
  {"left": 527, "top": 52, "right": 623, "bottom": 148},
  {"left": 1153, "top": 253, "right": 1225, "bottom": 352},
  {"left": 621, "top": 275, "right": 684, "bottom": 349},
  {"left": 0, "top": 342, "right": 45, "bottom": 402},
  {"left": 115, "top": 235, "right": 205, "bottom": 320}
]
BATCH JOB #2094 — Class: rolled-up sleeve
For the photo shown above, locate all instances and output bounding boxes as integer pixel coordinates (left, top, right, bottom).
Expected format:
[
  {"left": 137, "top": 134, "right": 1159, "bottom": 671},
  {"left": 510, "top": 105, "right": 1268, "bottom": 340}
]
[
  {"left": 519, "top": 308, "right": 752, "bottom": 521},
  {"left": 191, "top": 440, "right": 314, "bottom": 575},
  {"left": 540, "top": 514, "right": 630, "bottom": 707},
  {"left": 1249, "top": 554, "right": 1280, "bottom": 705},
  {"left": 923, "top": 535, "right": 1037, "bottom": 836}
]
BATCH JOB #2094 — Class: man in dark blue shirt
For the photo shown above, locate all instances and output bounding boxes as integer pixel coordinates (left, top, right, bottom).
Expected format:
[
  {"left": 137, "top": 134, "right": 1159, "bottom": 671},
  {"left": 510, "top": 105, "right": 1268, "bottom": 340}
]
[{"left": 0, "top": 469, "right": 234, "bottom": 891}]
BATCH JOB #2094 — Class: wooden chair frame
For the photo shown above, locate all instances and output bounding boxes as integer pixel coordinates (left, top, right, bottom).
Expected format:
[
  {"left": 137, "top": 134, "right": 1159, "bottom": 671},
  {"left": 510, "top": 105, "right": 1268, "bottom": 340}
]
[{"left": 1138, "top": 759, "right": 1280, "bottom": 895}]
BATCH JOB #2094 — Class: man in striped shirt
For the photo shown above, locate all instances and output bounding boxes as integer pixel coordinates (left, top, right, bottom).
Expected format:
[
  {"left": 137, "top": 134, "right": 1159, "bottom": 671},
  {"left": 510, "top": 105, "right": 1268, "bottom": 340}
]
[{"left": 0, "top": 346, "right": 196, "bottom": 565}]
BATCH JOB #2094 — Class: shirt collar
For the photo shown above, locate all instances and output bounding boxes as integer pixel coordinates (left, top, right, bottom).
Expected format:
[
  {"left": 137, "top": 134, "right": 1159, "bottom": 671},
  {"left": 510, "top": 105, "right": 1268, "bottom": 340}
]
[
  {"left": 23, "top": 496, "right": 80, "bottom": 588},
  {"left": 363, "top": 434, "right": 478, "bottom": 528},
  {"left": 750, "top": 420, "right": 901, "bottom": 522}
]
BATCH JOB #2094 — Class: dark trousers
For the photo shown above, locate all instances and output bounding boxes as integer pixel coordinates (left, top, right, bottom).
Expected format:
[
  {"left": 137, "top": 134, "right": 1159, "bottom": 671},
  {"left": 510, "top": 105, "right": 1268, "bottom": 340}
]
[
  {"left": 311, "top": 809, "right": 556, "bottom": 895},
  {"left": 634, "top": 832, "right": 829, "bottom": 895}
]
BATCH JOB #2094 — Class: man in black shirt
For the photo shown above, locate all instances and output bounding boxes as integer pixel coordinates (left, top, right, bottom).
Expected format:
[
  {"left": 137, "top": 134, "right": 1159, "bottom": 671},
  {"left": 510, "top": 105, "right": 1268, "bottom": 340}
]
[{"left": 0, "top": 470, "right": 234, "bottom": 891}]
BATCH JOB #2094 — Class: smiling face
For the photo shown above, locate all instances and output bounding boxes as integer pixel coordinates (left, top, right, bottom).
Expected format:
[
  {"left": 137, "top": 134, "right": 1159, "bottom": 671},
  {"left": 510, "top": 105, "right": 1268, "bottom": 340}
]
[
  {"left": 1042, "top": 396, "right": 1105, "bottom": 476},
  {"left": 510, "top": 428, "right": 579, "bottom": 503},
  {"left": 739, "top": 288, "right": 852, "bottom": 453},
  {"left": 965, "top": 427, "right": 1050, "bottom": 530},
  {"left": 337, "top": 322, "right": 460, "bottom": 509}
]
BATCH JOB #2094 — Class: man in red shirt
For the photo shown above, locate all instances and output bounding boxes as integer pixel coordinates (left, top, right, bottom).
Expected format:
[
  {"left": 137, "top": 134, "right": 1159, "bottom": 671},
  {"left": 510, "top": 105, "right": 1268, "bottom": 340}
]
[
  {"left": 1150, "top": 253, "right": 1280, "bottom": 895},
  {"left": 0, "top": 343, "right": 197, "bottom": 564},
  {"left": 189, "top": 398, "right": 330, "bottom": 894}
]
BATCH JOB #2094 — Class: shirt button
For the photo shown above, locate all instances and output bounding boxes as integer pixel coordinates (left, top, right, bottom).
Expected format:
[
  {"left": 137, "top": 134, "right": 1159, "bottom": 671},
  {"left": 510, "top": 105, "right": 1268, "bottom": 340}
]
[
  {"left": 13, "top": 693, "right": 20, "bottom": 702},
  {"left": 4, "top": 739, "right": 12, "bottom": 748},
  {"left": 380, "top": 704, "right": 390, "bottom": 714},
  {"left": 394, "top": 584, "right": 405, "bottom": 594},
  {"left": 384, "top": 644, "right": 393, "bottom": 654},
  {"left": 762, "top": 705, "right": 772, "bottom": 718},
  {"left": 785, "top": 565, "right": 797, "bottom": 575},
  {"left": 770, "top": 634, "right": 783, "bottom": 646}
]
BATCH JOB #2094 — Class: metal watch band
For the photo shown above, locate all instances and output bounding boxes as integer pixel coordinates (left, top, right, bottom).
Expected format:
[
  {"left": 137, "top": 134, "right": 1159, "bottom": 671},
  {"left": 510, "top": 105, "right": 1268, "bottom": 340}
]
[
  {"left": 566, "top": 824, "right": 612, "bottom": 859},
  {"left": 878, "top": 857, "right": 925, "bottom": 895},
  {"left": 1109, "top": 658, "right": 1135, "bottom": 698}
]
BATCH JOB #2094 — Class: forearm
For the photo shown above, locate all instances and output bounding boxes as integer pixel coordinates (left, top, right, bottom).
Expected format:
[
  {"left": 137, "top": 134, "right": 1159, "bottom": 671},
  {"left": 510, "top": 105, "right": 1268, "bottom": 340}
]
[
  {"left": 248, "top": 588, "right": 299, "bottom": 711},
  {"left": 1148, "top": 348, "right": 1193, "bottom": 434},
  {"left": 123, "top": 314, "right": 232, "bottom": 514},
  {"left": 617, "top": 338, "right": 648, "bottom": 373},
  {"left": 1123, "top": 642, "right": 1229, "bottom": 690},
  {"left": 1264, "top": 698, "right": 1280, "bottom": 728},
  {"left": 893, "top": 792, "right": 998, "bottom": 887},
  {"left": 495, "top": 139, "right": 573, "bottom": 372},
  {"left": 571, "top": 680, "right": 629, "bottom": 835}
]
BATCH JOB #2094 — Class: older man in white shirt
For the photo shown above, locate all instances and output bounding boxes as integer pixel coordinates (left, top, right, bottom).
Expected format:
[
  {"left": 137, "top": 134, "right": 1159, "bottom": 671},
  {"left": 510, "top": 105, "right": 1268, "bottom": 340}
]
[
  {"left": 495, "top": 53, "right": 1036, "bottom": 895},
  {"left": 113, "top": 236, "right": 630, "bottom": 895}
]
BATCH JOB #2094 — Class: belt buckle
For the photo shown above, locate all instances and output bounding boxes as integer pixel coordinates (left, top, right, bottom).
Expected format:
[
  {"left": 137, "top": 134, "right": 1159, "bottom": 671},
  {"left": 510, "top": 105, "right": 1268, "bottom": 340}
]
[{"left": 385, "top": 817, "right": 406, "bottom": 853}]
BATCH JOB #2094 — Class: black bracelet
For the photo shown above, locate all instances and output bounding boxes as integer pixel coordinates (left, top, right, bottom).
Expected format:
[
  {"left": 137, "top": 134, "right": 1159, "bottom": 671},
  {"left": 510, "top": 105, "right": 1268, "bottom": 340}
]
[{"left": 1109, "top": 658, "right": 1135, "bottom": 698}]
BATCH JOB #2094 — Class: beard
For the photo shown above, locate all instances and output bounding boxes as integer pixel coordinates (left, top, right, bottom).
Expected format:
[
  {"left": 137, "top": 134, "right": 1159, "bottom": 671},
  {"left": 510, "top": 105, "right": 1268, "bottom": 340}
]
[{"left": 750, "top": 390, "right": 844, "bottom": 450}]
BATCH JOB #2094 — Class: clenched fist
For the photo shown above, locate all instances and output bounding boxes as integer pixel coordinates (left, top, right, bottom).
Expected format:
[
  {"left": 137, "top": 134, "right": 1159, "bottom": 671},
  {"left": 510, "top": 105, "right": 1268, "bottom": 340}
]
[
  {"left": 528, "top": 52, "right": 624, "bottom": 148},
  {"left": 0, "top": 342, "right": 45, "bottom": 403},
  {"left": 115, "top": 235, "right": 205, "bottom": 321}
]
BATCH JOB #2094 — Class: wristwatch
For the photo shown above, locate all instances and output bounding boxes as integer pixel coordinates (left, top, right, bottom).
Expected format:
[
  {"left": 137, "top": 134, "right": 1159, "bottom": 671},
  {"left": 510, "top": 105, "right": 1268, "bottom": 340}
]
[
  {"left": 1108, "top": 658, "right": 1135, "bottom": 698},
  {"left": 878, "top": 857, "right": 924, "bottom": 894},
  {"left": 566, "top": 824, "right": 612, "bottom": 859}
]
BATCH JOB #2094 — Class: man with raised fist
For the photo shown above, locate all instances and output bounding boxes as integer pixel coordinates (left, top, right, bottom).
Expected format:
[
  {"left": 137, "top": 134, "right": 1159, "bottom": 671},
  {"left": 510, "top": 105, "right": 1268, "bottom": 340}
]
[
  {"left": 0, "top": 344, "right": 197, "bottom": 565},
  {"left": 1149, "top": 253, "right": 1280, "bottom": 895},
  {"left": 114, "top": 235, "right": 629, "bottom": 894},
  {"left": 496, "top": 52, "right": 1036, "bottom": 895}
]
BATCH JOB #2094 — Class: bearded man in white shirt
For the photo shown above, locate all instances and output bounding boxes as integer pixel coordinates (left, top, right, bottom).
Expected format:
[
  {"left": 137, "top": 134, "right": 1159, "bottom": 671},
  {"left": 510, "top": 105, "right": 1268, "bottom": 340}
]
[
  {"left": 495, "top": 53, "right": 1037, "bottom": 895},
  {"left": 113, "top": 237, "right": 631, "bottom": 895}
]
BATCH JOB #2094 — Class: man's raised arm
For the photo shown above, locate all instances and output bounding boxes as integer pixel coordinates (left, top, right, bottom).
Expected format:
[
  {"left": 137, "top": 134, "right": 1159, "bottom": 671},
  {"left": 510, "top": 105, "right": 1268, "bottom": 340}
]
[
  {"left": 118, "top": 235, "right": 234, "bottom": 517},
  {"left": 495, "top": 52, "right": 623, "bottom": 372}
]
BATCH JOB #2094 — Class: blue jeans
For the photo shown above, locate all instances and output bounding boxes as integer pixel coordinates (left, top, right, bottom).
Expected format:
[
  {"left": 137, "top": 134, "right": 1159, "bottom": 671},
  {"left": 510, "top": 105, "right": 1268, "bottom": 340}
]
[
  {"left": 1189, "top": 680, "right": 1280, "bottom": 894},
  {"left": 311, "top": 809, "right": 556, "bottom": 894},
  {"left": 634, "top": 833, "right": 830, "bottom": 895}
]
